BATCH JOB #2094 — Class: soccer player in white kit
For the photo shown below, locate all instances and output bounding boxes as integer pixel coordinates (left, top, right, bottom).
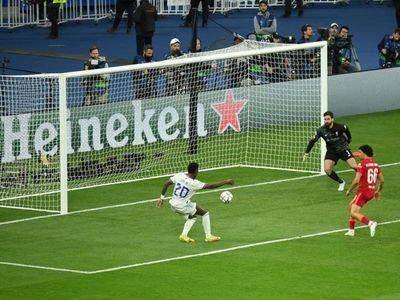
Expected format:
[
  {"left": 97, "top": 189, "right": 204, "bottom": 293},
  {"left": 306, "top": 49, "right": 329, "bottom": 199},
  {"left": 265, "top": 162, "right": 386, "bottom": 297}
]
[{"left": 157, "top": 162, "right": 234, "bottom": 243}]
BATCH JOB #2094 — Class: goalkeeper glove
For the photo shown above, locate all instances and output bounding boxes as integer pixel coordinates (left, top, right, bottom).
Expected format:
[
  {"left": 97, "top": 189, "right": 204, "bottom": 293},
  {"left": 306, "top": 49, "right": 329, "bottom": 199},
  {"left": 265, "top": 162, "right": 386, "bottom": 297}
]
[{"left": 303, "top": 153, "right": 309, "bottom": 162}]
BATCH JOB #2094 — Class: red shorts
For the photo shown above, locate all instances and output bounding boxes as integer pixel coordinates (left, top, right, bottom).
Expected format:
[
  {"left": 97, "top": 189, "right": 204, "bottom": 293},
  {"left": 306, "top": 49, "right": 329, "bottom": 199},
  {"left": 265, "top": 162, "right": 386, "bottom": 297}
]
[{"left": 351, "top": 191, "right": 374, "bottom": 208}]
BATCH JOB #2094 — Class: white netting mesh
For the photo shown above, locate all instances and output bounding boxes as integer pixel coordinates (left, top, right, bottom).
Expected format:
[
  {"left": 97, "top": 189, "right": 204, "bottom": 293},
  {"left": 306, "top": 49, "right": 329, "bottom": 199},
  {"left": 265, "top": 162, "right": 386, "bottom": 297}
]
[
  {"left": 0, "top": 40, "right": 325, "bottom": 213},
  {"left": 0, "top": 76, "right": 60, "bottom": 212}
]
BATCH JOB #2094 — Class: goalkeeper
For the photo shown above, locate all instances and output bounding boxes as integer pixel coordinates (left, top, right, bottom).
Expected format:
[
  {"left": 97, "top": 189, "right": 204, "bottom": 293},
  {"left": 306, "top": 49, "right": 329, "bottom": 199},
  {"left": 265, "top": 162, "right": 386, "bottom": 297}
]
[{"left": 303, "top": 111, "right": 357, "bottom": 192}]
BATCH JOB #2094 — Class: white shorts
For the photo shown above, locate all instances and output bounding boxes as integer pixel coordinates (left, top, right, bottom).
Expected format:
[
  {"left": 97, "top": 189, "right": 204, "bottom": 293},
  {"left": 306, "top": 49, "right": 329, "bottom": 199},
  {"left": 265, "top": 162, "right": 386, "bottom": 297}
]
[{"left": 171, "top": 201, "right": 197, "bottom": 216}]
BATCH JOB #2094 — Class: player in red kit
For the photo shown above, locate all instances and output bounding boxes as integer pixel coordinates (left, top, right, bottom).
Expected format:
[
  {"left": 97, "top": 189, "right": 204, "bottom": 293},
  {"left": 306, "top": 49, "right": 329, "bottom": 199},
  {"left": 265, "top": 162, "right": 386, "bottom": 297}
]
[{"left": 345, "top": 145, "right": 384, "bottom": 237}]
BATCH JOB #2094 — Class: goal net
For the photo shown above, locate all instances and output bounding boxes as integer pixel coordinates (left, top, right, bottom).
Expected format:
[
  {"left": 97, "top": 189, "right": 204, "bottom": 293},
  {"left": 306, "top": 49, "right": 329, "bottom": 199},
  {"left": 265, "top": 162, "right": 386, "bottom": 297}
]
[{"left": 0, "top": 40, "right": 327, "bottom": 213}]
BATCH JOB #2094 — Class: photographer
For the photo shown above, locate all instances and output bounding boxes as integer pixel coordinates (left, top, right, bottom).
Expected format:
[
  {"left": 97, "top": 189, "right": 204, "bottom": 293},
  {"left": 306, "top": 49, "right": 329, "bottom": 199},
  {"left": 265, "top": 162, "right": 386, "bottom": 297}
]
[
  {"left": 133, "top": 44, "right": 158, "bottom": 99},
  {"left": 163, "top": 38, "right": 187, "bottom": 96},
  {"left": 317, "top": 23, "right": 339, "bottom": 75},
  {"left": 377, "top": 28, "right": 400, "bottom": 68},
  {"left": 188, "top": 38, "right": 214, "bottom": 92},
  {"left": 82, "top": 46, "right": 109, "bottom": 106},
  {"left": 224, "top": 37, "right": 248, "bottom": 88},
  {"left": 333, "top": 26, "right": 358, "bottom": 74},
  {"left": 265, "top": 33, "right": 295, "bottom": 82}
]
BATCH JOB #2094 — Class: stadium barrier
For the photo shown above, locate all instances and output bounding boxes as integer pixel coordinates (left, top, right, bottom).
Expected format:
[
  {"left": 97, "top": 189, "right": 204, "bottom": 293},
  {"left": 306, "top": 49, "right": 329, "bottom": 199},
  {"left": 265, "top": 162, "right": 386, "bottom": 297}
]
[
  {"left": 0, "top": 0, "right": 40, "bottom": 29},
  {"left": 329, "top": 67, "right": 400, "bottom": 117},
  {"left": 1, "top": 0, "right": 340, "bottom": 30},
  {"left": 0, "top": 0, "right": 114, "bottom": 30}
]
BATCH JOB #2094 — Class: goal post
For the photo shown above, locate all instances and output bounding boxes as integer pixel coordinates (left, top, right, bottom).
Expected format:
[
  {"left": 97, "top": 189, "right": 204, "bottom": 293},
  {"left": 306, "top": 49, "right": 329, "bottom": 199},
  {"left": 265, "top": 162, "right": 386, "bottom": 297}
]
[
  {"left": 59, "top": 74, "right": 68, "bottom": 214},
  {"left": 0, "top": 40, "right": 327, "bottom": 214},
  {"left": 319, "top": 43, "right": 328, "bottom": 176}
]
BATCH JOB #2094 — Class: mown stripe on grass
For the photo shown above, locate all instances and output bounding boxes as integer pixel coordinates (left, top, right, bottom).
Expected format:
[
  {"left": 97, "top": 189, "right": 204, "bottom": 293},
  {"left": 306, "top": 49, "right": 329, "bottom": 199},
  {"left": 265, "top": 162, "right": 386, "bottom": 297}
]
[
  {"left": 1, "top": 219, "right": 399, "bottom": 275},
  {"left": 1, "top": 161, "right": 399, "bottom": 226}
]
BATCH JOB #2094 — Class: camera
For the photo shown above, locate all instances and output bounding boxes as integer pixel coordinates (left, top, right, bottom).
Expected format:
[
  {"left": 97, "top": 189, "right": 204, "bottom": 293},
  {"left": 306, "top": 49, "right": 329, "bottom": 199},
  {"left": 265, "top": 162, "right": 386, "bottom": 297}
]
[
  {"left": 86, "top": 56, "right": 106, "bottom": 70},
  {"left": 317, "top": 27, "right": 330, "bottom": 40},
  {"left": 281, "top": 36, "right": 296, "bottom": 44},
  {"left": 90, "top": 59, "right": 99, "bottom": 66},
  {"left": 334, "top": 37, "right": 352, "bottom": 50},
  {"left": 386, "top": 49, "right": 397, "bottom": 60},
  {"left": 382, "top": 61, "right": 393, "bottom": 68},
  {"left": 383, "top": 50, "right": 397, "bottom": 68}
]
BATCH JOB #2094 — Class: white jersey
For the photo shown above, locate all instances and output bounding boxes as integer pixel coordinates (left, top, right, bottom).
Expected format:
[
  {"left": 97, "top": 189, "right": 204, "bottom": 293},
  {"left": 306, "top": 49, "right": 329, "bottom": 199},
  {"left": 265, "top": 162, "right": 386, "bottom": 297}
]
[{"left": 169, "top": 172, "right": 205, "bottom": 208}]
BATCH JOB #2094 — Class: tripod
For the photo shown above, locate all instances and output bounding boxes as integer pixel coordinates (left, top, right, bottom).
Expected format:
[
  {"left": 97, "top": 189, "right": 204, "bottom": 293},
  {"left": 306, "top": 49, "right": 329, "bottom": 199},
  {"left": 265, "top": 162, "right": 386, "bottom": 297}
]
[{"left": 350, "top": 45, "right": 361, "bottom": 71}]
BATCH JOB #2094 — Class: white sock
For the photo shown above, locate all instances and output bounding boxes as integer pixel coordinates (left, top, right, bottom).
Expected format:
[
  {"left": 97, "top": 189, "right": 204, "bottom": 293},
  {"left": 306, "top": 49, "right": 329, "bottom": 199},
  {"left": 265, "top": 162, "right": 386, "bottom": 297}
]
[
  {"left": 182, "top": 218, "right": 196, "bottom": 236},
  {"left": 202, "top": 212, "right": 211, "bottom": 239}
]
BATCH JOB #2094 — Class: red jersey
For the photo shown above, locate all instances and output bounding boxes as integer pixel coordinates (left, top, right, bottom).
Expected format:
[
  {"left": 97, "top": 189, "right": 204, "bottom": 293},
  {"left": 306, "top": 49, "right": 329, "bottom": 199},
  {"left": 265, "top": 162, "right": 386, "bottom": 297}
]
[{"left": 357, "top": 158, "right": 382, "bottom": 197}]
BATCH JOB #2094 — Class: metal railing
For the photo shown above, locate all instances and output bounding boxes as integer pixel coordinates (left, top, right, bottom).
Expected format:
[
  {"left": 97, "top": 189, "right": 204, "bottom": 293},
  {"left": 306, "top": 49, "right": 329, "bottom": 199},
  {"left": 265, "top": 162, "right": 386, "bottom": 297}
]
[
  {"left": 1, "top": 0, "right": 341, "bottom": 30},
  {"left": 1, "top": 0, "right": 114, "bottom": 29}
]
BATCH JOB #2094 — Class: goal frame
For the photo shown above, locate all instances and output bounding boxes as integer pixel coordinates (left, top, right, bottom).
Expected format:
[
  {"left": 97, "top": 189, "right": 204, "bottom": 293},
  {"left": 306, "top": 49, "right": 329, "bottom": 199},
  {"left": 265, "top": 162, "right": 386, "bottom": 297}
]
[{"left": 2, "top": 41, "right": 328, "bottom": 214}]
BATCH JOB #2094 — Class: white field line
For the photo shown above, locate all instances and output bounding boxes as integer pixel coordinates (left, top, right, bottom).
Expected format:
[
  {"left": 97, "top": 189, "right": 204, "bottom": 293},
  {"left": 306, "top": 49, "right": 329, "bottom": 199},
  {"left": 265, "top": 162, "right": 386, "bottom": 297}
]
[
  {"left": 1, "top": 161, "right": 399, "bottom": 227},
  {"left": 0, "top": 261, "right": 90, "bottom": 274},
  {"left": 0, "top": 219, "right": 399, "bottom": 275}
]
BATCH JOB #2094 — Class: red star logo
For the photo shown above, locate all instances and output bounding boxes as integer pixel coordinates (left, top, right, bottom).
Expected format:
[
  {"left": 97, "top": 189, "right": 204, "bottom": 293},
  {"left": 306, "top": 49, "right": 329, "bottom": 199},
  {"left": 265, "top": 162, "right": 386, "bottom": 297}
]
[{"left": 212, "top": 90, "right": 247, "bottom": 134}]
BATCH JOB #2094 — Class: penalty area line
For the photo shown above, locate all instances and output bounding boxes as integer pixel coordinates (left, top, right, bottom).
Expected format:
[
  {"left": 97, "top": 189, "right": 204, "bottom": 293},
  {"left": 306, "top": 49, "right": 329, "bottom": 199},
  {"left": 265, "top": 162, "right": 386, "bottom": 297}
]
[
  {"left": 3, "top": 220, "right": 398, "bottom": 275},
  {"left": 0, "top": 261, "right": 90, "bottom": 275}
]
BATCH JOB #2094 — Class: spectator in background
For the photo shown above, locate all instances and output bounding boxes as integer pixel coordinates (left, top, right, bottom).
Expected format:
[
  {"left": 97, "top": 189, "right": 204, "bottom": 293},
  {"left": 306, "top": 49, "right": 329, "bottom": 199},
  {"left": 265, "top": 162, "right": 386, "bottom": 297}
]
[
  {"left": 333, "top": 26, "right": 358, "bottom": 74},
  {"left": 134, "top": 0, "right": 158, "bottom": 56},
  {"left": 317, "top": 22, "right": 339, "bottom": 75},
  {"left": 189, "top": 38, "right": 202, "bottom": 53},
  {"left": 298, "top": 23, "right": 313, "bottom": 44},
  {"left": 253, "top": 0, "right": 277, "bottom": 41},
  {"left": 377, "top": 28, "right": 400, "bottom": 68},
  {"left": 46, "top": 0, "right": 64, "bottom": 39},
  {"left": 164, "top": 38, "right": 186, "bottom": 95},
  {"left": 133, "top": 44, "right": 158, "bottom": 99},
  {"left": 317, "top": 22, "right": 339, "bottom": 42},
  {"left": 298, "top": 24, "right": 319, "bottom": 78},
  {"left": 266, "top": 32, "right": 292, "bottom": 82},
  {"left": 81, "top": 46, "right": 109, "bottom": 106},
  {"left": 224, "top": 37, "right": 248, "bottom": 88},
  {"left": 188, "top": 38, "right": 213, "bottom": 92},
  {"left": 164, "top": 38, "right": 184, "bottom": 59},
  {"left": 107, "top": 0, "right": 136, "bottom": 33},
  {"left": 181, "top": 0, "right": 209, "bottom": 28},
  {"left": 282, "top": 0, "right": 303, "bottom": 18}
]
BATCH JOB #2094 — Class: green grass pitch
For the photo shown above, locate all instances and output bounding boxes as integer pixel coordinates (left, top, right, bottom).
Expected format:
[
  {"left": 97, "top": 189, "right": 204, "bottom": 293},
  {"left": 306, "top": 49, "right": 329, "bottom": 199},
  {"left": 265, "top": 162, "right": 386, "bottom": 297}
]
[{"left": 0, "top": 110, "right": 399, "bottom": 299}]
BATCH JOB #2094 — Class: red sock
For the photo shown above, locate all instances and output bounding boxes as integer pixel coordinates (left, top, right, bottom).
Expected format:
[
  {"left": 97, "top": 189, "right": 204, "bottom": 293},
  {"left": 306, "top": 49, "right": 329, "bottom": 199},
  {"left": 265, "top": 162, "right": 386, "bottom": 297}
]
[
  {"left": 360, "top": 215, "right": 370, "bottom": 225},
  {"left": 349, "top": 218, "right": 356, "bottom": 230}
]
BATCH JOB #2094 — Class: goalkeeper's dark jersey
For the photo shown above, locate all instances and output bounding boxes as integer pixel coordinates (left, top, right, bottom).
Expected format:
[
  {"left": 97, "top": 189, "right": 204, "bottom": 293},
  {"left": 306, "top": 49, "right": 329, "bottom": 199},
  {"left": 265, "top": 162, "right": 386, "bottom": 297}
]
[{"left": 305, "top": 122, "right": 352, "bottom": 154}]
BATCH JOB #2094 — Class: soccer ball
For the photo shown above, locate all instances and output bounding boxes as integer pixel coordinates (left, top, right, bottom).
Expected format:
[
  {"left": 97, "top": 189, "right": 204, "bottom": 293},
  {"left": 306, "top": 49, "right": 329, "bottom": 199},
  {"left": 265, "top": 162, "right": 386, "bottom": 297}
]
[{"left": 220, "top": 191, "right": 233, "bottom": 204}]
